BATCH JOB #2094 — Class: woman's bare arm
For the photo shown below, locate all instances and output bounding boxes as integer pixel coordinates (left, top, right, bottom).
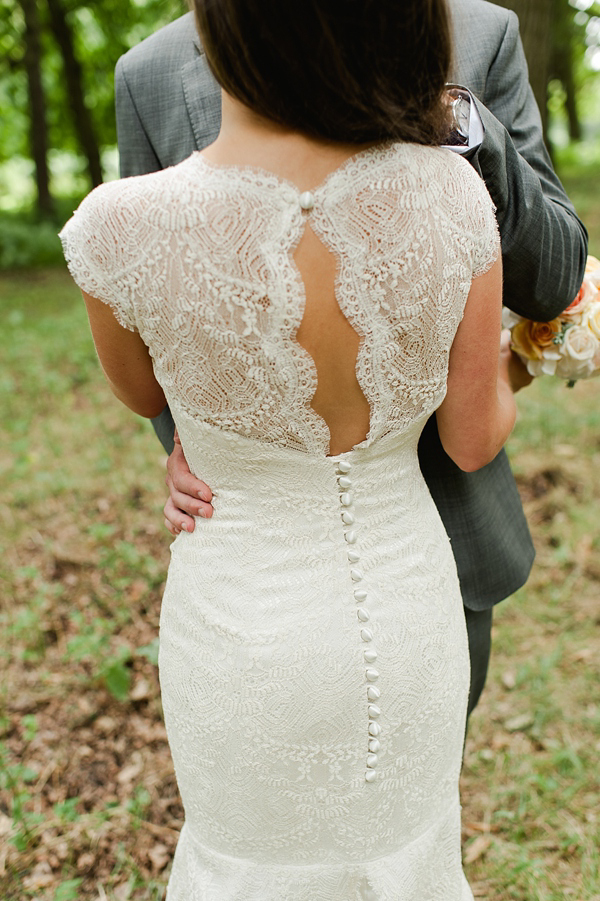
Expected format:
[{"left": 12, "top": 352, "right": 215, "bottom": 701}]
[
  {"left": 436, "top": 255, "right": 516, "bottom": 472},
  {"left": 82, "top": 291, "right": 167, "bottom": 419}
]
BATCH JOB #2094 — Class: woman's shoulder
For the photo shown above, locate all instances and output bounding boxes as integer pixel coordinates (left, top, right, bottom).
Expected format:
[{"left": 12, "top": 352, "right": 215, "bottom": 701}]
[
  {"left": 60, "top": 155, "right": 210, "bottom": 263},
  {"left": 345, "top": 142, "right": 492, "bottom": 205}
]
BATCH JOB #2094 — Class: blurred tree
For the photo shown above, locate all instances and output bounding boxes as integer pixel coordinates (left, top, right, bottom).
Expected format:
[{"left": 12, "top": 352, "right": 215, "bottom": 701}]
[
  {"left": 46, "top": 0, "right": 103, "bottom": 186},
  {"left": 492, "top": 0, "right": 600, "bottom": 148},
  {"left": 19, "top": 0, "right": 54, "bottom": 216},
  {"left": 0, "top": 0, "right": 185, "bottom": 215},
  {"left": 491, "top": 0, "right": 553, "bottom": 133},
  {"left": 552, "top": 0, "right": 582, "bottom": 141}
]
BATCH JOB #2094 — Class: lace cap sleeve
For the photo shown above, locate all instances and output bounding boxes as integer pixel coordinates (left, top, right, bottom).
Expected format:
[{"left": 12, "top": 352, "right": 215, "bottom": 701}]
[
  {"left": 59, "top": 179, "right": 145, "bottom": 332},
  {"left": 452, "top": 154, "right": 501, "bottom": 279}
]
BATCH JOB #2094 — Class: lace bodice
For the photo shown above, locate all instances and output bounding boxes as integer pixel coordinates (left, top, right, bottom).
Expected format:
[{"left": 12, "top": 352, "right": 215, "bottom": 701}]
[{"left": 60, "top": 142, "right": 499, "bottom": 455}]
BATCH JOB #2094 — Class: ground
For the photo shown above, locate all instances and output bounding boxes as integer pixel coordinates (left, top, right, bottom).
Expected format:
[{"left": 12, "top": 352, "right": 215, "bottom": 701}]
[{"left": 1, "top": 256, "right": 599, "bottom": 900}]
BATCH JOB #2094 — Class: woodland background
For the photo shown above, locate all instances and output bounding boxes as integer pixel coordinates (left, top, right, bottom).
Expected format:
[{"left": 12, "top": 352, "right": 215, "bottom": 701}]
[{"left": 1, "top": 1, "right": 600, "bottom": 899}]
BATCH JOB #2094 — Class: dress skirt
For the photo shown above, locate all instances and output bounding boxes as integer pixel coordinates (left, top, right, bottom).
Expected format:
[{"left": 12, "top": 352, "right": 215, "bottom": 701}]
[{"left": 158, "top": 415, "right": 473, "bottom": 901}]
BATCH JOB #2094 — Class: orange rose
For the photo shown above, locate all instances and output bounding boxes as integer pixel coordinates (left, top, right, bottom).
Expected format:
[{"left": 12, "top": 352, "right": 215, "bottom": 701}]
[
  {"left": 564, "top": 255, "right": 600, "bottom": 317},
  {"left": 564, "top": 284, "right": 585, "bottom": 316},
  {"left": 510, "top": 318, "right": 562, "bottom": 361}
]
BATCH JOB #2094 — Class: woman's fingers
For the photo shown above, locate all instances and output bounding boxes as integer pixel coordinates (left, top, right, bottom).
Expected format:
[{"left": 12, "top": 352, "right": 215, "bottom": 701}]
[
  {"left": 166, "top": 441, "right": 213, "bottom": 503},
  {"left": 163, "top": 437, "right": 214, "bottom": 534}
]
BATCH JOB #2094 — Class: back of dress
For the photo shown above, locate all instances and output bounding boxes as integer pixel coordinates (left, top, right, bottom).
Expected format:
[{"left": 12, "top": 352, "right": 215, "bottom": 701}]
[
  {"left": 61, "top": 142, "right": 498, "bottom": 901},
  {"left": 61, "top": 142, "right": 498, "bottom": 457}
]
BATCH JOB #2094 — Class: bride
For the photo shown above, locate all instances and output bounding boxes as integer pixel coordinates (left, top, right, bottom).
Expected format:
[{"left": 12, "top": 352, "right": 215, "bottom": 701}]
[{"left": 60, "top": 0, "right": 515, "bottom": 897}]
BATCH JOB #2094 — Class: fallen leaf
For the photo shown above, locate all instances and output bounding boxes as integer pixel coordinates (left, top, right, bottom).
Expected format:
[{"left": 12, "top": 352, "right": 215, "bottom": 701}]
[
  {"left": 130, "top": 678, "right": 150, "bottom": 701},
  {"left": 148, "top": 843, "right": 170, "bottom": 872},
  {"left": 23, "top": 861, "right": 54, "bottom": 890},
  {"left": 464, "top": 835, "right": 492, "bottom": 864},
  {"left": 504, "top": 713, "right": 535, "bottom": 732},
  {"left": 501, "top": 670, "right": 516, "bottom": 690},
  {"left": 117, "top": 752, "right": 143, "bottom": 784}
]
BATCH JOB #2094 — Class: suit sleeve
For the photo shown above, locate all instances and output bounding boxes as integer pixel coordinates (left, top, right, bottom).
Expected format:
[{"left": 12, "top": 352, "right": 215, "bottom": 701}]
[
  {"left": 114, "top": 56, "right": 177, "bottom": 452},
  {"left": 467, "top": 12, "right": 588, "bottom": 321},
  {"left": 115, "top": 57, "right": 162, "bottom": 179}
]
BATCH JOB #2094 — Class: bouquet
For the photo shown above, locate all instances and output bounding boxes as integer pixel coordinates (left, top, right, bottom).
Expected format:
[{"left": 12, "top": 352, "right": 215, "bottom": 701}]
[{"left": 503, "top": 255, "right": 600, "bottom": 384}]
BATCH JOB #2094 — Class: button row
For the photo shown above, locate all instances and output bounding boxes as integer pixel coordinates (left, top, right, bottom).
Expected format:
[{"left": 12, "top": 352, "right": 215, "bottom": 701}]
[{"left": 336, "top": 458, "right": 382, "bottom": 784}]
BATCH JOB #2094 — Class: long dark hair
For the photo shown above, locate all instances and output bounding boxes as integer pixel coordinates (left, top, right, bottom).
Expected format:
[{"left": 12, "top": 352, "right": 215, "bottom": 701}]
[{"left": 193, "top": 0, "right": 452, "bottom": 145}]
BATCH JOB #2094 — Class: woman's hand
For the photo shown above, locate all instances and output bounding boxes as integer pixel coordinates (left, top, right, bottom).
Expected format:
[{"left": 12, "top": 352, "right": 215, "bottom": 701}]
[{"left": 163, "top": 434, "right": 214, "bottom": 535}]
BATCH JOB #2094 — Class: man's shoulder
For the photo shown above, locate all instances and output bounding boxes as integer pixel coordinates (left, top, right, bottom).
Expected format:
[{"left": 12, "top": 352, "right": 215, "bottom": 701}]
[
  {"left": 450, "top": 0, "right": 514, "bottom": 36},
  {"left": 450, "top": 0, "right": 518, "bottom": 89},
  {"left": 117, "top": 12, "right": 198, "bottom": 77}
]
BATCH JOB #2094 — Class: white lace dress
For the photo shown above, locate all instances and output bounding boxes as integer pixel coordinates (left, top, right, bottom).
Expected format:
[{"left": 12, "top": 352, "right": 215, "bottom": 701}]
[{"left": 60, "top": 143, "right": 499, "bottom": 901}]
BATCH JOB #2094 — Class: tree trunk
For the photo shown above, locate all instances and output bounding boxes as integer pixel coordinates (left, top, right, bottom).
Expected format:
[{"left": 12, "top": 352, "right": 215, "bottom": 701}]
[
  {"left": 551, "top": 0, "right": 582, "bottom": 142},
  {"left": 20, "top": 0, "right": 54, "bottom": 217},
  {"left": 490, "top": 0, "right": 553, "bottom": 136},
  {"left": 45, "top": 0, "right": 104, "bottom": 187}
]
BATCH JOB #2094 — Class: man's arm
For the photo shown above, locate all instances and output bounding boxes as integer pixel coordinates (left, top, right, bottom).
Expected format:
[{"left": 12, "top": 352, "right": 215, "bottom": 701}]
[
  {"left": 115, "top": 56, "right": 179, "bottom": 453},
  {"left": 466, "top": 11, "right": 588, "bottom": 320},
  {"left": 115, "top": 58, "right": 162, "bottom": 178}
]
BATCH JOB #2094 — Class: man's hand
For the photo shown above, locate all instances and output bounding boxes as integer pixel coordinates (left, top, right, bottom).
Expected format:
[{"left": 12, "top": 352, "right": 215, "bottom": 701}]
[
  {"left": 164, "top": 434, "right": 213, "bottom": 535},
  {"left": 499, "top": 328, "right": 534, "bottom": 393}
]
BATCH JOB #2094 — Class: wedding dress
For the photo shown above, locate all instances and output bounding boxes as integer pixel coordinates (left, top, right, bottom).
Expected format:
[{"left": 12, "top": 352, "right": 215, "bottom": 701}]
[{"left": 60, "top": 142, "right": 499, "bottom": 901}]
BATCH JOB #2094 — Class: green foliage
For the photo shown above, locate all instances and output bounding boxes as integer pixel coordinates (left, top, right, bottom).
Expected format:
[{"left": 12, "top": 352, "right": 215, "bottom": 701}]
[
  {"left": 0, "top": 211, "right": 65, "bottom": 268},
  {"left": 53, "top": 879, "right": 84, "bottom": 901},
  {"left": 65, "top": 612, "right": 133, "bottom": 700},
  {"left": 0, "top": 0, "right": 186, "bottom": 164}
]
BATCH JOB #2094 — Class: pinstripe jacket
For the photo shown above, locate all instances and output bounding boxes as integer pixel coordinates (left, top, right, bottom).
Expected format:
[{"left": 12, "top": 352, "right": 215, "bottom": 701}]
[{"left": 114, "top": 0, "right": 587, "bottom": 609}]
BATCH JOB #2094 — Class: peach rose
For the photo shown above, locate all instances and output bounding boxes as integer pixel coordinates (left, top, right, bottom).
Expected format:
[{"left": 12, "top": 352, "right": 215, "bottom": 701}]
[
  {"left": 564, "top": 255, "right": 600, "bottom": 318},
  {"left": 510, "top": 318, "right": 562, "bottom": 361}
]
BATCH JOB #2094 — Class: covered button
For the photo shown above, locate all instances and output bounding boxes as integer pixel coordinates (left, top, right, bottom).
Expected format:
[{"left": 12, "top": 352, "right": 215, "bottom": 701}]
[{"left": 299, "top": 191, "right": 314, "bottom": 210}]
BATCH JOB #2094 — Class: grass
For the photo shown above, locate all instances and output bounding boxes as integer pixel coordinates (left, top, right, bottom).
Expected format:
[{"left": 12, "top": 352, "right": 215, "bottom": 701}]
[{"left": 1, "top": 158, "right": 599, "bottom": 899}]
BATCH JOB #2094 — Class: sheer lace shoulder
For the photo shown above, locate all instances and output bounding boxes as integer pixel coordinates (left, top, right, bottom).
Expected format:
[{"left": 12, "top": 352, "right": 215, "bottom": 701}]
[
  {"left": 60, "top": 145, "right": 500, "bottom": 456},
  {"left": 59, "top": 168, "right": 187, "bottom": 331},
  {"left": 441, "top": 151, "right": 500, "bottom": 278}
]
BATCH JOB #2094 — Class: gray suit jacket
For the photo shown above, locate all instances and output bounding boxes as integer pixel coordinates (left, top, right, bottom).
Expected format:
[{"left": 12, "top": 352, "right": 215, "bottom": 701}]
[{"left": 114, "top": 0, "right": 588, "bottom": 610}]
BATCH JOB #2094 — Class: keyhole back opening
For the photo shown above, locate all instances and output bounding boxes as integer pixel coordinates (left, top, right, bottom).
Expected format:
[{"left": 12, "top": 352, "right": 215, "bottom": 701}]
[{"left": 293, "top": 221, "right": 371, "bottom": 456}]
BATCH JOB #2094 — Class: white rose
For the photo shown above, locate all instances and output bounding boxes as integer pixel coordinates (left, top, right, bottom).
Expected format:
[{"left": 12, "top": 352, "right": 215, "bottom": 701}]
[
  {"left": 526, "top": 358, "right": 555, "bottom": 377},
  {"left": 556, "top": 325, "right": 599, "bottom": 379},
  {"left": 563, "top": 325, "right": 598, "bottom": 360},
  {"left": 584, "top": 302, "right": 600, "bottom": 341},
  {"left": 502, "top": 308, "right": 523, "bottom": 330}
]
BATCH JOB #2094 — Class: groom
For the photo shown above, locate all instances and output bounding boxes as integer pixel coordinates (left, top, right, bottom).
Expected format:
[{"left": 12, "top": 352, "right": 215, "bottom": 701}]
[{"left": 114, "top": 0, "right": 587, "bottom": 715}]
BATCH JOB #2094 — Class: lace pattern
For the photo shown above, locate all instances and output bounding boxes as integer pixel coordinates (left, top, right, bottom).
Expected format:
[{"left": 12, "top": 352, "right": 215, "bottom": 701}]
[
  {"left": 60, "top": 142, "right": 499, "bottom": 456},
  {"left": 58, "top": 142, "right": 496, "bottom": 900}
]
